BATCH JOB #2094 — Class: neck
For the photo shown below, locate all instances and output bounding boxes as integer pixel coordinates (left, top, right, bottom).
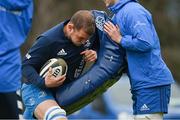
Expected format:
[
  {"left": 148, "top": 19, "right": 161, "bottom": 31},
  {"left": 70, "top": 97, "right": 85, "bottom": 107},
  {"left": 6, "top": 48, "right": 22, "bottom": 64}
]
[{"left": 63, "top": 24, "right": 68, "bottom": 37}]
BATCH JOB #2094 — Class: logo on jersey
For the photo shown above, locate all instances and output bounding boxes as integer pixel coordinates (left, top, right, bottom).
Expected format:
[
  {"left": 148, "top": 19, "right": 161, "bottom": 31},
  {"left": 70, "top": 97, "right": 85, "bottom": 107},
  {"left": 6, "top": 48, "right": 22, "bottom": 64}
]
[
  {"left": 95, "top": 16, "right": 105, "bottom": 31},
  {"left": 133, "top": 21, "right": 146, "bottom": 29},
  {"left": 140, "top": 104, "right": 150, "bottom": 111},
  {"left": 57, "top": 49, "right": 67, "bottom": 56},
  {"left": 84, "top": 40, "right": 91, "bottom": 48},
  {"left": 74, "top": 57, "right": 85, "bottom": 78},
  {"left": 25, "top": 53, "right": 31, "bottom": 59}
]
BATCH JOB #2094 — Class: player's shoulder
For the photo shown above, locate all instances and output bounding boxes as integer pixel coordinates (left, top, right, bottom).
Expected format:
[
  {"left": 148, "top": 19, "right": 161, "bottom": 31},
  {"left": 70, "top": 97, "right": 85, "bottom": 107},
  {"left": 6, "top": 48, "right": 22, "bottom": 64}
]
[
  {"left": 43, "top": 24, "right": 61, "bottom": 35},
  {"left": 35, "top": 36, "right": 54, "bottom": 46},
  {"left": 42, "top": 22, "right": 65, "bottom": 39}
]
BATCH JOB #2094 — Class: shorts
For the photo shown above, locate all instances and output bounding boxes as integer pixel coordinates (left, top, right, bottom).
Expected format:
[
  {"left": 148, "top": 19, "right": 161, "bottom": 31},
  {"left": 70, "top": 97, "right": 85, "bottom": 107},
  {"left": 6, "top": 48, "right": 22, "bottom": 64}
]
[
  {"left": 21, "top": 83, "right": 55, "bottom": 119},
  {"left": 131, "top": 85, "right": 171, "bottom": 115}
]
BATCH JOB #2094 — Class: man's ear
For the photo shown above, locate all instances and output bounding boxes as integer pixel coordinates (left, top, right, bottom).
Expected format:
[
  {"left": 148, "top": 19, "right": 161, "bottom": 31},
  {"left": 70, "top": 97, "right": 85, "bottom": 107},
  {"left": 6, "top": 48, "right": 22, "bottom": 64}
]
[{"left": 67, "top": 23, "right": 74, "bottom": 33}]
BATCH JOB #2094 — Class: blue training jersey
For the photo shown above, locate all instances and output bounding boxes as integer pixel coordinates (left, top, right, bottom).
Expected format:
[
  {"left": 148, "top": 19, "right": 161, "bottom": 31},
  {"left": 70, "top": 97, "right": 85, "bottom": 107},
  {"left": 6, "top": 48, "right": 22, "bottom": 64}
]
[
  {"left": 0, "top": 0, "right": 33, "bottom": 92},
  {"left": 22, "top": 20, "right": 99, "bottom": 88}
]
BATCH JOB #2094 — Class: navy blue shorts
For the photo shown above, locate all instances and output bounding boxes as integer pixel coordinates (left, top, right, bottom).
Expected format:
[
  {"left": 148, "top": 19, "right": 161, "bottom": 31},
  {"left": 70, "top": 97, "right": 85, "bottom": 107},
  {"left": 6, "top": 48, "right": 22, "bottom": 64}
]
[{"left": 131, "top": 85, "right": 171, "bottom": 115}]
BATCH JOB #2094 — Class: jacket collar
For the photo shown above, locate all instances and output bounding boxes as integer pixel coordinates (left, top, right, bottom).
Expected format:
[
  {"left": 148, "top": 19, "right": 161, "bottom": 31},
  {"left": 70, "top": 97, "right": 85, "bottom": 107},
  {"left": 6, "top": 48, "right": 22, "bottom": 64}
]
[{"left": 108, "top": 0, "right": 138, "bottom": 14}]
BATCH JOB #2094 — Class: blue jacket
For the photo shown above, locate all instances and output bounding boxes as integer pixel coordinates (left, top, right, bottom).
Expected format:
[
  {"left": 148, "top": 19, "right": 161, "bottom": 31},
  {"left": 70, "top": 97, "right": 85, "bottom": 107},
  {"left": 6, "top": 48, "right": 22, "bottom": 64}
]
[
  {"left": 0, "top": 0, "right": 33, "bottom": 92},
  {"left": 108, "top": 0, "right": 174, "bottom": 90}
]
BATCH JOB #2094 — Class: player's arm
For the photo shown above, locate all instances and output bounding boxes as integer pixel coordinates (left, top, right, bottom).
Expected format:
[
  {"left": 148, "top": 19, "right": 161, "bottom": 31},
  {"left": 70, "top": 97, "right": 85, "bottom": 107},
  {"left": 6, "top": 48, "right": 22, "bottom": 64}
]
[
  {"left": 22, "top": 36, "right": 65, "bottom": 88},
  {"left": 22, "top": 36, "right": 51, "bottom": 88},
  {"left": 22, "top": 65, "right": 66, "bottom": 88},
  {"left": 22, "top": 64, "right": 45, "bottom": 88},
  {"left": 104, "top": 9, "right": 154, "bottom": 52},
  {"left": 44, "top": 67, "right": 66, "bottom": 88},
  {"left": 80, "top": 49, "right": 97, "bottom": 62},
  {"left": 80, "top": 32, "right": 99, "bottom": 62},
  {"left": 1, "top": 0, "right": 32, "bottom": 10}
]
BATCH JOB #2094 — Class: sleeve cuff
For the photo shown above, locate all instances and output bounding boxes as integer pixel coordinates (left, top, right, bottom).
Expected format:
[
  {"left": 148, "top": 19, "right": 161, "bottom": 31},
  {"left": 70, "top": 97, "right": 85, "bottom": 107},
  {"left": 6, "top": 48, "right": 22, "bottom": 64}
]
[{"left": 36, "top": 76, "right": 46, "bottom": 88}]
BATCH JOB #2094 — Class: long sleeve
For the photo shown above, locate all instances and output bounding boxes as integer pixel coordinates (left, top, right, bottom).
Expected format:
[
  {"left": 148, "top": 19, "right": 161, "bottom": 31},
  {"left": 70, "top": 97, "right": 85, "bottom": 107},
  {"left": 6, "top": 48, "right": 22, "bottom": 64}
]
[
  {"left": 22, "top": 36, "right": 52, "bottom": 88},
  {"left": 22, "top": 65, "right": 46, "bottom": 88},
  {"left": 120, "top": 8, "right": 155, "bottom": 52}
]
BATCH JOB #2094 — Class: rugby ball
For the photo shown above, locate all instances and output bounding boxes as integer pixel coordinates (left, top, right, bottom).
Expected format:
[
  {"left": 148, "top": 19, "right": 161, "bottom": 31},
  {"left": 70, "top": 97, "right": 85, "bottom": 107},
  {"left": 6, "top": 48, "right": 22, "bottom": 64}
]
[{"left": 39, "top": 58, "right": 68, "bottom": 78}]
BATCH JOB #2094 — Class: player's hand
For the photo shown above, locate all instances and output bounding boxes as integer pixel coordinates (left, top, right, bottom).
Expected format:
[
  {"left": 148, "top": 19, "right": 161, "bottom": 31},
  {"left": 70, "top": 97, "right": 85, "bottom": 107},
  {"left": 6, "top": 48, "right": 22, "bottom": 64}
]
[
  {"left": 45, "top": 67, "right": 66, "bottom": 88},
  {"left": 81, "top": 49, "right": 97, "bottom": 62},
  {"left": 104, "top": 21, "right": 122, "bottom": 44}
]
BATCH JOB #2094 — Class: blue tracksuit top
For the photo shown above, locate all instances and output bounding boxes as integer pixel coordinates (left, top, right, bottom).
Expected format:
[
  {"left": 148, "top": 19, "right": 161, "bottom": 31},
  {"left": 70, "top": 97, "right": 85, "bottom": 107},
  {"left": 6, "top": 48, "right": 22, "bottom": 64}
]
[
  {"left": 0, "top": 0, "right": 33, "bottom": 92},
  {"left": 108, "top": 0, "right": 174, "bottom": 90},
  {"left": 22, "top": 20, "right": 99, "bottom": 88}
]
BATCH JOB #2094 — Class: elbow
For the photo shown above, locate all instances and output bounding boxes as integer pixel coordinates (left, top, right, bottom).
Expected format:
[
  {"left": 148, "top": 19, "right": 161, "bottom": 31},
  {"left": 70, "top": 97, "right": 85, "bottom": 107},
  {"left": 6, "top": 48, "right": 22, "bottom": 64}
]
[
  {"left": 136, "top": 36, "right": 153, "bottom": 52},
  {"left": 138, "top": 41, "right": 152, "bottom": 52}
]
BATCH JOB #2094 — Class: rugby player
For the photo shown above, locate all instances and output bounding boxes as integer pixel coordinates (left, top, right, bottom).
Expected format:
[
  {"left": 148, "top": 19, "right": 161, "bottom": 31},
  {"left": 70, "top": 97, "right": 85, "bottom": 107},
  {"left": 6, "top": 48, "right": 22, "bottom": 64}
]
[
  {"left": 102, "top": 0, "right": 174, "bottom": 119},
  {"left": 21, "top": 10, "right": 98, "bottom": 119}
]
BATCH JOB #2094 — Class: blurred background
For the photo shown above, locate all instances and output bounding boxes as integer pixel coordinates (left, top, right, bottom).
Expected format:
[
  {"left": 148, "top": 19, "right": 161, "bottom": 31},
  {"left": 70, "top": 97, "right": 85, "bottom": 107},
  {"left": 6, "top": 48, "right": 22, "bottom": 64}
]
[{"left": 21, "top": 0, "right": 180, "bottom": 119}]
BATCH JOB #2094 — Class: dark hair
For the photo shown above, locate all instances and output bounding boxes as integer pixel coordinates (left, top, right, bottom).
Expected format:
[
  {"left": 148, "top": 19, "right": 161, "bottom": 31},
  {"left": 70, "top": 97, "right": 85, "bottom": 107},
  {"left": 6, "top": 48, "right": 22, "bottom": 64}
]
[{"left": 70, "top": 10, "right": 95, "bottom": 36}]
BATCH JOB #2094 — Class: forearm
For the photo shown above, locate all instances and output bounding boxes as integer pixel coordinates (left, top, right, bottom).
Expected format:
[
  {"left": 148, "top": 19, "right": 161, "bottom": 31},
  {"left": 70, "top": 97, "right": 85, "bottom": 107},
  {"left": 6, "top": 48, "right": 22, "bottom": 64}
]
[{"left": 22, "top": 65, "right": 46, "bottom": 88}]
